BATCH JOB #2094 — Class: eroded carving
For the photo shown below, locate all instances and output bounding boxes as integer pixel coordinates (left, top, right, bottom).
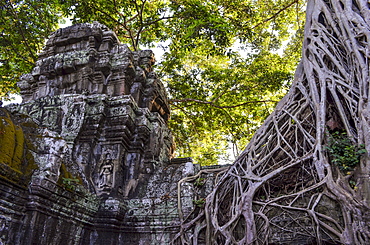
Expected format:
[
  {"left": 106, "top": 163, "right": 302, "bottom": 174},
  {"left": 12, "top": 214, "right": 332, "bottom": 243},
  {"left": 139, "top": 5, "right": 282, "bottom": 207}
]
[{"left": 97, "top": 153, "right": 114, "bottom": 190}]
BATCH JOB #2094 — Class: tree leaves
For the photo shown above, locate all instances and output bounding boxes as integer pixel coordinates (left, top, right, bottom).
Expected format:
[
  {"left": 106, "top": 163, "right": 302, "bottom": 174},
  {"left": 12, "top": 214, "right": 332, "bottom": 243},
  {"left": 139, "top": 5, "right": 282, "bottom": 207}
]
[
  {"left": 0, "top": 0, "right": 60, "bottom": 99},
  {"left": 325, "top": 131, "right": 366, "bottom": 171},
  {"left": 0, "top": 0, "right": 307, "bottom": 164}
]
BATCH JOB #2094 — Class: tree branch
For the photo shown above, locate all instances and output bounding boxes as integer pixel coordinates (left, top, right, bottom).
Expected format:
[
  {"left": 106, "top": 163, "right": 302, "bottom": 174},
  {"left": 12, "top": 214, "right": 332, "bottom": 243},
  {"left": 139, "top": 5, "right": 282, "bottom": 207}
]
[
  {"left": 7, "top": 2, "right": 37, "bottom": 61},
  {"left": 144, "top": 15, "right": 174, "bottom": 27},
  {"left": 253, "top": 0, "right": 300, "bottom": 29},
  {"left": 170, "top": 98, "right": 278, "bottom": 109},
  {"left": 95, "top": 0, "right": 138, "bottom": 49}
]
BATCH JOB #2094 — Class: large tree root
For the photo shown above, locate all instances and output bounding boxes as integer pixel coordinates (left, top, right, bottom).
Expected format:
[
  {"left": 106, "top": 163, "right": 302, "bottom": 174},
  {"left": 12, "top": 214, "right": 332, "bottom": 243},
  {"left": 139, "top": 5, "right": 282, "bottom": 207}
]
[{"left": 173, "top": 0, "right": 370, "bottom": 244}]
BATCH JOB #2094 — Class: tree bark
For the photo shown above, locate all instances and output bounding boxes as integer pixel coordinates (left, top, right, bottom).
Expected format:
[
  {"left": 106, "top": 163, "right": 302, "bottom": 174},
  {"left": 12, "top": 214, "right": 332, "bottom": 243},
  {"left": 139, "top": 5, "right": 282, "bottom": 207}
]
[{"left": 174, "top": 0, "right": 370, "bottom": 244}]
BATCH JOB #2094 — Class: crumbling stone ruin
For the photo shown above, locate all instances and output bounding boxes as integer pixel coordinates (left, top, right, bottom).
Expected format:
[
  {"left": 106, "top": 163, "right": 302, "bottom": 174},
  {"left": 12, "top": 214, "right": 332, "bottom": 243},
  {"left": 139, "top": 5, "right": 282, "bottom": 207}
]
[
  {"left": 3, "top": 18, "right": 357, "bottom": 244},
  {"left": 0, "top": 22, "right": 207, "bottom": 244}
]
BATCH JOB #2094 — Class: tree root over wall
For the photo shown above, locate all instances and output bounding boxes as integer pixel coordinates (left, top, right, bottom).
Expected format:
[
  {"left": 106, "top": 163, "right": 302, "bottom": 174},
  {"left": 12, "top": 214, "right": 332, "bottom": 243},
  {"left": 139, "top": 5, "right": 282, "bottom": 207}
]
[{"left": 173, "top": 0, "right": 370, "bottom": 244}]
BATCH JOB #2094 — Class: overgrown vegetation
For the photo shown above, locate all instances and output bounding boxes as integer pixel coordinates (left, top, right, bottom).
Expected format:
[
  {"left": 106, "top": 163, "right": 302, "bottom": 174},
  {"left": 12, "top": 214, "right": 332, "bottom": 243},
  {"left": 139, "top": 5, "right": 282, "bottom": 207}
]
[
  {"left": 0, "top": 109, "right": 22, "bottom": 167},
  {"left": 325, "top": 131, "right": 366, "bottom": 172},
  {"left": 174, "top": 0, "right": 370, "bottom": 244},
  {"left": 58, "top": 163, "right": 82, "bottom": 192},
  {"left": 193, "top": 198, "right": 206, "bottom": 208},
  {"left": 0, "top": 0, "right": 61, "bottom": 99},
  {"left": 62, "top": 177, "right": 81, "bottom": 192},
  {"left": 193, "top": 177, "right": 205, "bottom": 187},
  {"left": 0, "top": 0, "right": 307, "bottom": 164},
  {"left": 0, "top": 108, "right": 38, "bottom": 186}
]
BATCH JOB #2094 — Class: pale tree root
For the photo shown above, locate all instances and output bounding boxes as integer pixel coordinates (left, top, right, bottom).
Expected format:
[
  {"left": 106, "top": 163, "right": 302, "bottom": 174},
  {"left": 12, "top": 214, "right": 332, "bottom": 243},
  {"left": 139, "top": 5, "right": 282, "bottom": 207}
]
[{"left": 173, "top": 0, "right": 370, "bottom": 244}]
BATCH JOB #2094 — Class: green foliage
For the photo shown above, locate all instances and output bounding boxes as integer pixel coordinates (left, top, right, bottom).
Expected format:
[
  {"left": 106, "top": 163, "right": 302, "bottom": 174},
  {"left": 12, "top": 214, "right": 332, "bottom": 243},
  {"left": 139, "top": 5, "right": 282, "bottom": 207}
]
[
  {"left": 165, "top": 49, "right": 295, "bottom": 164},
  {"left": 193, "top": 198, "right": 206, "bottom": 208},
  {"left": 194, "top": 177, "right": 205, "bottom": 187},
  {"left": 159, "top": 0, "right": 305, "bottom": 164},
  {"left": 1, "top": 0, "right": 307, "bottom": 164},
  {"left": 62, "top": 177, "right": 81, "bottom": 191},
  {"left": 0, "top": 0, "right": 61, "bottom": 99},
  {"left": 59, "top": 0, "right": 170, "bottom": 50},
  {"left": 325, "top": 131, "right": 367, "bottom": 171},
  {"left": 58, "top": 163, "right": 82, "bottom": 192},
  {"left": 349, "top": 179, "right": 357, "bottom": 189}
]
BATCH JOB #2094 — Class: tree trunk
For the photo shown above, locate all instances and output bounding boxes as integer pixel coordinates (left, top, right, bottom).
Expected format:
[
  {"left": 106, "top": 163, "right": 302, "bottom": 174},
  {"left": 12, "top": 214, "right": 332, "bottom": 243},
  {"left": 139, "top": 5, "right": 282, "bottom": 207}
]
[{"left": 174, "top": 0, "right": 370, "bottom": 244}]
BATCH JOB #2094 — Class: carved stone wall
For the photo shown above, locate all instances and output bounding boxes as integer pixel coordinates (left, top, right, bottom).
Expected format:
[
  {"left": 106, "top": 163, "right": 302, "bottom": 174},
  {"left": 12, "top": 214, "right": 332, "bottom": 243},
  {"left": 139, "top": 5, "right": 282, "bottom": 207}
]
[{"left": 0, "top": 22, "right": 198, "bottom": 244}]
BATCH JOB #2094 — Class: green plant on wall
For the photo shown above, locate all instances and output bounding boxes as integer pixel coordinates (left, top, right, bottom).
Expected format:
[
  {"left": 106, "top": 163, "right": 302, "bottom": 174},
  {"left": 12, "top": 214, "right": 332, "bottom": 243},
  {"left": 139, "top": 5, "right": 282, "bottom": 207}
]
[
  {"left": 62, "top": 177, "right": 80, "bottom": 191},
  {"left": 193, "top": 198, "right": 206, "bottom": 208},
  {"left": 193, "top": 177, "right": 205, "bottom": 187},
  {"left": 325, "top": 131, "right": 367, "bottom": 172}
]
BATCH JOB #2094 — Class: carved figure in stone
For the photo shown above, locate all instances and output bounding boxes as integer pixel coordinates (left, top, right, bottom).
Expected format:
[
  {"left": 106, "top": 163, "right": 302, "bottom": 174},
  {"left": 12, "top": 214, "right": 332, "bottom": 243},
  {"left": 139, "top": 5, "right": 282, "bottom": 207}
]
[{"left": 98, "top": 153, "right": 114, "bottom": 188}]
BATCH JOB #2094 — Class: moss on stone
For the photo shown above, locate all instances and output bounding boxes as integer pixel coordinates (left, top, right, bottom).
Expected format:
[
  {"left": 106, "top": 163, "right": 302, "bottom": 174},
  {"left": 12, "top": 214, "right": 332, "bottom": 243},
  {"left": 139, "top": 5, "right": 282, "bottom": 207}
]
[
  {"left": 59, "top": 163, "right": 73, "bottom": 180},
  {"left": 0, "top": 108, "right": 17, "bottom": 165},
  {"left": 0, "top": 108, "right": 38, "bottom": 184},
  {"left": 10, "top": 125, "right": 24, "bottom": 170},
  {"left": 22, "top": 138, "right": 38, "bottom": 178},
  {"left": 58, "top": 163, "right": 83, "bottom": 188}
]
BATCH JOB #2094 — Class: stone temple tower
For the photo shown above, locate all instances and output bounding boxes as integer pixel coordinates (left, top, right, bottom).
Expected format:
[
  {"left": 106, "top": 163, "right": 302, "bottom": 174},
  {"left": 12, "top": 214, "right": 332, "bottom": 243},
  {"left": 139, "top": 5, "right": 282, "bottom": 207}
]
[
  {"left": 17, "top": 21, "right": 173, "bottom": 196},
  {"left": 0, "top": 22, "right": 199, "bottom": 244}
]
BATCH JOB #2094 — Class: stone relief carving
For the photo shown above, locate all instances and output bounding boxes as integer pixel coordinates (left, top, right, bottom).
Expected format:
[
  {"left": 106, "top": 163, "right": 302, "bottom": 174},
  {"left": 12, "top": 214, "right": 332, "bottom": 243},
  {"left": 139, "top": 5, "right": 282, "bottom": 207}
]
[{"left": 97, "top": 153, "right": 114, "bottom": 189}]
